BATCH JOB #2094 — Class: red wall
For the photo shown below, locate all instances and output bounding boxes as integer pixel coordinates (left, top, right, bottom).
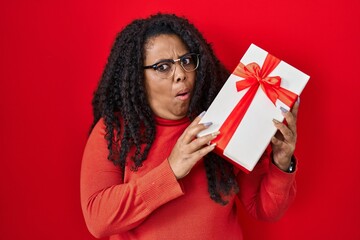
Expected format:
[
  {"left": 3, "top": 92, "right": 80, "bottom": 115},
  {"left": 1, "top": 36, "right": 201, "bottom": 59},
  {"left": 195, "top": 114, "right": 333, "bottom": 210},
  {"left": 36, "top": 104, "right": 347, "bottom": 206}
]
[{"left": 1, "top": 0, "right": 359, "bottom": 239}]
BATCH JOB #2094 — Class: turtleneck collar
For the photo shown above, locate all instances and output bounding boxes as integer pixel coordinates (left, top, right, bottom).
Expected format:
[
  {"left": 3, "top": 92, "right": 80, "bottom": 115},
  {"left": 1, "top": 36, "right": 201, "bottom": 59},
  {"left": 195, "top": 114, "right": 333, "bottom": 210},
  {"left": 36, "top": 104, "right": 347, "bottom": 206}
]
[{"left": 155, "top": 115, "right": 191, "bottom": 126}]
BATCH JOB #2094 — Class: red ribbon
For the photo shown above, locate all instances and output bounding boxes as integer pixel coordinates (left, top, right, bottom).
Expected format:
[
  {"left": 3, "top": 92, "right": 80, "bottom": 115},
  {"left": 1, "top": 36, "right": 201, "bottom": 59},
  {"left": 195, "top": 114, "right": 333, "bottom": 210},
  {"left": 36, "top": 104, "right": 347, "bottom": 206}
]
[{"left": 212, "top": 53, "right": 298, "bottom": 154}]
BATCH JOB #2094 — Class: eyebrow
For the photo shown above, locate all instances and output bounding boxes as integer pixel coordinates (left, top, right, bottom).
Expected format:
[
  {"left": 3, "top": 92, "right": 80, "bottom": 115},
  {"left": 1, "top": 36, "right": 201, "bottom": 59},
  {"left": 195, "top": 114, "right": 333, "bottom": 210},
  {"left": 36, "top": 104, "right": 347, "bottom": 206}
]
[{"left": 151, "top": 53, "right": 190, "bottom": 65}]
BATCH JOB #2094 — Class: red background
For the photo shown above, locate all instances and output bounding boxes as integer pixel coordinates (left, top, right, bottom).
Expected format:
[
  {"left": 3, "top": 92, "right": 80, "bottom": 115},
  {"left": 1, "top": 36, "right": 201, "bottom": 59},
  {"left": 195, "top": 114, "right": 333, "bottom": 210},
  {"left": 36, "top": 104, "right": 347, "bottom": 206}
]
[{"left": 1, "top": 0, "right": 359, "bottom": 239}]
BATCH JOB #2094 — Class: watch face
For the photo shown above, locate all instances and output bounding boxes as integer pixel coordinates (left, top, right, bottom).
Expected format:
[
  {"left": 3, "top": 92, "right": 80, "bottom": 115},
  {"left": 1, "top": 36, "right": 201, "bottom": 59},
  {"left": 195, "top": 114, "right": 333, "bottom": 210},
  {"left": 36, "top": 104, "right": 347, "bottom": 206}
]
[{"left": 288, "top": 159, "right": 295, "bottom": 173}]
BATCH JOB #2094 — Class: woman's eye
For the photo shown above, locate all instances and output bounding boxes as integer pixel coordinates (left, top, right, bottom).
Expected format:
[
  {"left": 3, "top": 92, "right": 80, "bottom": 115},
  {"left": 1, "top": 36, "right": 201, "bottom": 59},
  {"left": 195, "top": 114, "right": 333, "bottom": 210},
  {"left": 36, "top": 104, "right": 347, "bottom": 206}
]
[
  {"left": 156, "top": 63, "right": 171, "bottom": 72},
  {"left": 182, "top": 57, "right": 192, "bottom": 65}
]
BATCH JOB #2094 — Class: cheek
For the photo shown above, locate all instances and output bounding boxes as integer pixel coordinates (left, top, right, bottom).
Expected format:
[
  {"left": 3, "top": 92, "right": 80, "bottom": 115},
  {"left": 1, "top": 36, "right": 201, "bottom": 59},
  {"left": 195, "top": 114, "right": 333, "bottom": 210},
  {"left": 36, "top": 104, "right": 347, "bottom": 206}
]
[
  {"left": 144, "top": 75, "right": 155, "bottom": 102},
  {"left": 144, "top": 75, "right": 169, "bottom": 102},
  {"left": 144, "top": 72, "right": 157, "bottom": 93},
  {"left": 188, "top": 72, "right": 196, "bottom": 86}
]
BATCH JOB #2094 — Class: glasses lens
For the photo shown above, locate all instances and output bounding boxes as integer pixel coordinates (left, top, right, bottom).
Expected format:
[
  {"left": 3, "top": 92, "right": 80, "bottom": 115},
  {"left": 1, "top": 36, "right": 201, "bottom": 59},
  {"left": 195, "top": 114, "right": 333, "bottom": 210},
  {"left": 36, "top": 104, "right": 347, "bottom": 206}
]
[
  {"left": 154, "top": 61, "right": 174, "bottom": 79},
  {"left": 181, "top": 54, "right": 199, "bottom": 72}
]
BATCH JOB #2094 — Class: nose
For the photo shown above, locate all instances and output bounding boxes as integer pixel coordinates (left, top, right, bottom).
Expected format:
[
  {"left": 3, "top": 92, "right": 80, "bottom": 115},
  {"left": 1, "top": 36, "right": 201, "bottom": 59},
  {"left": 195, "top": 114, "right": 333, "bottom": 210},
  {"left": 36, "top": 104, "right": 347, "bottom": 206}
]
[{"left": 173, "top": 62, "right": 186, "bottom": 82}]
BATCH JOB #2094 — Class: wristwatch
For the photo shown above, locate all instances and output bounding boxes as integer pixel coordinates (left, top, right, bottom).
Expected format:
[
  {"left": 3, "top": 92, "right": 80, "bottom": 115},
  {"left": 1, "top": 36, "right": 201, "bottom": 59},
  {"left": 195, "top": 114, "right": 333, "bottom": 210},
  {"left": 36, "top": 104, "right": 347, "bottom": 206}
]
[
  {"left": 271, "top": 153, "right": 296, "bottom": 173},
  {"left": 287, "top": 158, "right": 296, "bottom": 173}
]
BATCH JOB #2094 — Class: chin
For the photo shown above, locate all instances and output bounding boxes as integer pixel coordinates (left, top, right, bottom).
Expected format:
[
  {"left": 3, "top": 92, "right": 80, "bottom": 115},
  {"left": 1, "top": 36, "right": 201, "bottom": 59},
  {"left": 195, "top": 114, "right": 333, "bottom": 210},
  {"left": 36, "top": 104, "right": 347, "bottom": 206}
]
[{"left": 172, "top": 110, "right": 188, "bottom": 119}]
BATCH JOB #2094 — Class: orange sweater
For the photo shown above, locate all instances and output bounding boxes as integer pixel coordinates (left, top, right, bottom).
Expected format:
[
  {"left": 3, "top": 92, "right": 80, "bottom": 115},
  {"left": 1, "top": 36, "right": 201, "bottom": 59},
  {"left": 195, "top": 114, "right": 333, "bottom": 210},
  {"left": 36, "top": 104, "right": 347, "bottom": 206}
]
[{"left": 80, "top": 116, "right": 296, "bottom": 240}]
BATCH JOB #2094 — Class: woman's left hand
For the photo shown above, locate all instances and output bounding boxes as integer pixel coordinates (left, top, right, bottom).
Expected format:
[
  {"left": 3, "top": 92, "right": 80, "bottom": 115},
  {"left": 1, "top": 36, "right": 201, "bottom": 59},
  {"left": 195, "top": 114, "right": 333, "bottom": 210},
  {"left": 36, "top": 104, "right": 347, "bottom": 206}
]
[{"left": 271, "top": 100, "right": 299, "bottom": 171}]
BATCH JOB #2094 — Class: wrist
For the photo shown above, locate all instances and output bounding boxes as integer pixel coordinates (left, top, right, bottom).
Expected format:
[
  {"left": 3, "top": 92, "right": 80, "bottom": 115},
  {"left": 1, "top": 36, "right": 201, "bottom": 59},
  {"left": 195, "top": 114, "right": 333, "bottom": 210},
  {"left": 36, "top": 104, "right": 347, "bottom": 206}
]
[{"left": 271, "top": 154, "right": 296, "bottom": 173}]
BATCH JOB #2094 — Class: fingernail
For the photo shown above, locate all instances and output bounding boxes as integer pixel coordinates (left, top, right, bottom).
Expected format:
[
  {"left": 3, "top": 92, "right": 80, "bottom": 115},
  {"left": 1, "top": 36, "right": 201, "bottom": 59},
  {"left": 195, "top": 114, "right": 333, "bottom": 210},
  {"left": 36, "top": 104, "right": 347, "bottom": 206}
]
[
  {"left": 210, "top": 143, "right": 217, "bottom": 149},
  {"left": 203, "top": 122, "right": 213, "bottom": 127},
  {"left": 280, "top": 106, "right": 288, "bottom": 113},
  {"left": 211, "top": 131, "right": 220, "bottom": 137},
  {"left": 297, "top": 97, "right": 300, "bottom": 104},
  {"left": 273, "top": 119, "right": 281, "bottom": 124},
  {"left": 199, "top": 111, "right": 206, "bottom": 118}
]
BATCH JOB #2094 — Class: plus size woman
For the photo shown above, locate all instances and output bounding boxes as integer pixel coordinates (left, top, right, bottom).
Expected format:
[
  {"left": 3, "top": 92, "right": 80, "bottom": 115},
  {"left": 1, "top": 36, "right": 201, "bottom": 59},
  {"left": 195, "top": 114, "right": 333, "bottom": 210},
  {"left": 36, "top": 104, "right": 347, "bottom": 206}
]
[{"left": 80, "top": 13, "right": 298, "bottom": 240}]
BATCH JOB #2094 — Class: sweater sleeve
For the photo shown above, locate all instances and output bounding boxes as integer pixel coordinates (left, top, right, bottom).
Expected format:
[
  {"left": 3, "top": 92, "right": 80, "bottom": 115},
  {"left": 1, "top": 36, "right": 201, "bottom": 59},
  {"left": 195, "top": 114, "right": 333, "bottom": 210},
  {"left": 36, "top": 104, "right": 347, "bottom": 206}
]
[
  {"left": 80, "top": 119, "right": 184, "bottom": 238},
  {"left": 236, "top": 149, "right": 297, "bottom": 221}
]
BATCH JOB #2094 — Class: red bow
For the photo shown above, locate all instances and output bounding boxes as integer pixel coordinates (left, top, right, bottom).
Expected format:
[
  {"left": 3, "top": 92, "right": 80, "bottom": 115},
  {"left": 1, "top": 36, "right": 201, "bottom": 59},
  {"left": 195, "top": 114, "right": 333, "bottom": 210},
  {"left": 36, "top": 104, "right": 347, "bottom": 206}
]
[{"left": 233, "top": 54, "right": 297, "bottom": 106}]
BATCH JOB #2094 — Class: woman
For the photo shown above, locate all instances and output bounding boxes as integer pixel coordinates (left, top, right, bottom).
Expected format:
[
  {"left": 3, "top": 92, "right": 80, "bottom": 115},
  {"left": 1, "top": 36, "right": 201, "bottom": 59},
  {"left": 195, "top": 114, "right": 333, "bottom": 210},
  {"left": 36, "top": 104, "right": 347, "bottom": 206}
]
[{"left": 80, "top": 13, "right": 298, "bottom": 239}]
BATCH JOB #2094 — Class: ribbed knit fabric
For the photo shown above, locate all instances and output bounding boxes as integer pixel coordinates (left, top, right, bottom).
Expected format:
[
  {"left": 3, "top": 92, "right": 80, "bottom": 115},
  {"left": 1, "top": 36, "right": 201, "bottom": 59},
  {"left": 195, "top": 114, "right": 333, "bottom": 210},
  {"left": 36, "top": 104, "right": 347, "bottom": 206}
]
[{"left": 80, "top": 117, "right": 296, "bottom": 239}]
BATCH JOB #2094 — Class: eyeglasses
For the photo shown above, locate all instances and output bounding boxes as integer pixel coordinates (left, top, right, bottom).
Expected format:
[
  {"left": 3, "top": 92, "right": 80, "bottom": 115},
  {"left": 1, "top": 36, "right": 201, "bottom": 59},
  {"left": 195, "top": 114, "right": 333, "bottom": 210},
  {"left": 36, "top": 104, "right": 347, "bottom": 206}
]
[{"left": 143, "top": 53, "right": 199, "bottom": 79}]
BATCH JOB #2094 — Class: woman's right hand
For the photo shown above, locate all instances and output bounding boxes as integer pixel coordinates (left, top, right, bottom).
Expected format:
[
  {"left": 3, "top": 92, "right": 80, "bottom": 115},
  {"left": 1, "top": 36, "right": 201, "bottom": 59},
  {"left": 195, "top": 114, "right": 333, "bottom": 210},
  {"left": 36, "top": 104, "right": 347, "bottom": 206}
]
[{"left": 168, "top": 113, "right": 219, "bottom": 179}]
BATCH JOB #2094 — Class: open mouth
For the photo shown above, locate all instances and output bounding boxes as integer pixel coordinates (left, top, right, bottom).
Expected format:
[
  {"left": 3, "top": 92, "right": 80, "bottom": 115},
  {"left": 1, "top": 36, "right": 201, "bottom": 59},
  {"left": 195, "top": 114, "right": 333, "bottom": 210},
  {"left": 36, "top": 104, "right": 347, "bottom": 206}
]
[{"left": 176, "top": 89, "right": 191, "bottom": 100}]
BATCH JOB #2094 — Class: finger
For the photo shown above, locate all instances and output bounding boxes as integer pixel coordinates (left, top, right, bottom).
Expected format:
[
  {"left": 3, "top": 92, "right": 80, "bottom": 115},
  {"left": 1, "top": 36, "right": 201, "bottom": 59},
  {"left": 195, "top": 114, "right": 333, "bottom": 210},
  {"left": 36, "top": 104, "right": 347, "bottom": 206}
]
[
  {"left": 272, "top": 119, "right": 295, "bottom": 143},
  {"left": 281, "top": 108, "right": 297, "bottom": 135},
  {"left": 289, "top": 99, "right": 300, "bottom": 135},
  {"left": 274, "top": 130, "right": 285, "bottom": 141},
  {"left": 187, "top": 131, "right": 220, "bottom": 153},
  {"left": 271, "top": 136, "right": 283, "bottom": 147},
  {"left": 189, "top": 111, "right": 206, "bottom": 126},
  {"left": 198, "top": 142, "right": 217, "bottom": 156},
  {"left": 181, "top": 111, "right": 211, "bottom": 143},
  {"left": 280, "top": 102, "right": 298, "bottom": 134},
  {"left": 291, "top": 97, "right": 300, "bottom": 120},
  {"left": 181, "top": 112, "right": 206, "bottom": 139},
  {"left": 191, "top": 143, "right": 217, "bottom": 161},
  {"left": 174, "top": 142, "right": 217, "bottom": 176},
  {"left": 182, "top": 121, "right": 213, "bottom": 144}
]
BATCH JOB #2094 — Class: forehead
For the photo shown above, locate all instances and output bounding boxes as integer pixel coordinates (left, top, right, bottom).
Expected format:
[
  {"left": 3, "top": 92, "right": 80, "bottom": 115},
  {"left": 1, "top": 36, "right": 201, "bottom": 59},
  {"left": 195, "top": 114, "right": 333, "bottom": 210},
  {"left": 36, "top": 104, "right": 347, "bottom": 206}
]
[{"left": 144, "top": 34, "right": 189, "bottom": 62}]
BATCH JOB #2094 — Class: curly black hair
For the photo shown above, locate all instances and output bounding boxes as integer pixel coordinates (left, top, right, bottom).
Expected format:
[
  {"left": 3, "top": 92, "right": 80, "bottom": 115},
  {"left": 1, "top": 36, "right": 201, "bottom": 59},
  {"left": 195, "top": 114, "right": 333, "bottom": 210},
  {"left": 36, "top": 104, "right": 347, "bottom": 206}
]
[{"left": 91, "top": 13, "right": 239, "bottom": 205}]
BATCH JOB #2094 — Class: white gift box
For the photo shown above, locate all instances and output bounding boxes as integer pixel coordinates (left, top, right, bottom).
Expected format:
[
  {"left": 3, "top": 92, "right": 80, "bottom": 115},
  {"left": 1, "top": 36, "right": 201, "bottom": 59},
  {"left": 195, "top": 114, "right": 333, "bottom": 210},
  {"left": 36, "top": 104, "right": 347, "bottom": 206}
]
[{"left": 198, "top": 44, "right": 310, "bottom": 172}]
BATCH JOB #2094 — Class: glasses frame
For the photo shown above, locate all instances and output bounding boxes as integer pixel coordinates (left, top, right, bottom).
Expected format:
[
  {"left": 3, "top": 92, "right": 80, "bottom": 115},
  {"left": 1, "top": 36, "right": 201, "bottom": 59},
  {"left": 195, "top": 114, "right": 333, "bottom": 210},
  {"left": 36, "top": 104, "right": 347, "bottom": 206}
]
[{"left": 143, "top": 53, "right": 200, "bottom": 78}]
